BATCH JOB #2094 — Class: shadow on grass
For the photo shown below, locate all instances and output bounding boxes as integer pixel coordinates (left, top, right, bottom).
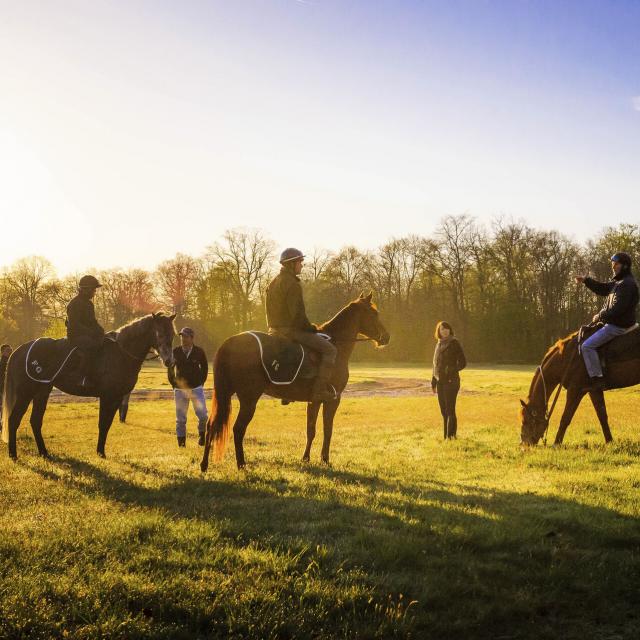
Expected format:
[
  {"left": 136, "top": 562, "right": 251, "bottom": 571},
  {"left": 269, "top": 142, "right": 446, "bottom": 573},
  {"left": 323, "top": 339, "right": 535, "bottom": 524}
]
[{"left": 16, "top": 452, "right": 640, "bottom": 640}]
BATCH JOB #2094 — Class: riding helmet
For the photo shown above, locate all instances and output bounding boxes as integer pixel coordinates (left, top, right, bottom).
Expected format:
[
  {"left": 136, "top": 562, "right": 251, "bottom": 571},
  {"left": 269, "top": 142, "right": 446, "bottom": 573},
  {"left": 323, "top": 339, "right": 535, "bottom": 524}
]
[
  {"left": 279, "top": 248, "right": 305, "bottom": 264},
  {"left": 78, "top": 274, "right": 102, "bottom": 289},
  {"left": 610, "top": 252, "right": 632, "bottom": 268}
]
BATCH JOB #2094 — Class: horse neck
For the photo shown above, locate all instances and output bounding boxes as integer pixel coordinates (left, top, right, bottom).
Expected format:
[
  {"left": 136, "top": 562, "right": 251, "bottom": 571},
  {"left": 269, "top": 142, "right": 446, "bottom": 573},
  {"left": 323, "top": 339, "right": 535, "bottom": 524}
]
[
  {"left": 529, "top": 348, "right": 565, "bottom": 411},
  {"left": 117, "top": 317, "right": 154, "bottom": 363},
  {"left": 320, "top": 304, "right": 360, "bottom": 360}
]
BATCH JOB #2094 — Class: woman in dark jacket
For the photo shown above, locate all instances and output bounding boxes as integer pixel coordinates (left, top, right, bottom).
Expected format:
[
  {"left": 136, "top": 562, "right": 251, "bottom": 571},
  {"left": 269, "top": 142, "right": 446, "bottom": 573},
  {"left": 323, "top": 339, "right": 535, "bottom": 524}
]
[{"left": 431, "top": 321, "right": 466, "bottom": 439}]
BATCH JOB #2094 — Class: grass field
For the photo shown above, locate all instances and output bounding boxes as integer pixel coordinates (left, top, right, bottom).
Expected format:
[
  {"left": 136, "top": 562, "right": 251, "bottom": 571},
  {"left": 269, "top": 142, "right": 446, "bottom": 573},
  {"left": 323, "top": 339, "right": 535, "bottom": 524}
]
[{"left": 1, "top": 365, "right": 639, "bottom": 639}]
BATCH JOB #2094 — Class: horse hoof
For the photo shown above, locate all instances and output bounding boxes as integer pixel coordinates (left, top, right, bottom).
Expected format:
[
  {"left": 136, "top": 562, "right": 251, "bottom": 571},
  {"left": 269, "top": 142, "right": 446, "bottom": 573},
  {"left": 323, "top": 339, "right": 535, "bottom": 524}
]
[
  {"left": 97, "top": 451, "right": 106, "bottom": 459},
  {"left": 200, "top": 462, "right": 208, "bottom": 473},
  {"left": 302, "top": 455, "right": 310, "bottom": 463},
  {"left": 39, "top": 451, "right": 50, "bottom": 459},
  {"left": 321, "top": 459, "right": 331, "bottom": 467},
  {"left": 237, "top": 463, "right": 246, "bottom": 470}
]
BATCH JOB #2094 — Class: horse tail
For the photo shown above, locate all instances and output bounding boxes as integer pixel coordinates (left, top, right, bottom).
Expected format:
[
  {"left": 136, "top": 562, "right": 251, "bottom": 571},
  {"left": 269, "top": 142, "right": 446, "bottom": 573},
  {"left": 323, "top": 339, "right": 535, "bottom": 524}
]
[
  {"left": 201, "top": 345, "right": 233, "bottom": 469},
  {"left": 2, "top": 348, "right": 19, "bottom": 444}
]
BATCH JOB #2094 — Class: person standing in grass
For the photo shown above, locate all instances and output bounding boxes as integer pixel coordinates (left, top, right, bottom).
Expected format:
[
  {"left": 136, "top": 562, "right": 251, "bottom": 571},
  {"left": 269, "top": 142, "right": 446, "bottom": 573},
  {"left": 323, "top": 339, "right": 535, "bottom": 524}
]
[
  {"left": 431, "top": 321, "right": 466, "bottom": 439},
  {"left": 168, "top": 327, "right": 209, "bottom": 447}
]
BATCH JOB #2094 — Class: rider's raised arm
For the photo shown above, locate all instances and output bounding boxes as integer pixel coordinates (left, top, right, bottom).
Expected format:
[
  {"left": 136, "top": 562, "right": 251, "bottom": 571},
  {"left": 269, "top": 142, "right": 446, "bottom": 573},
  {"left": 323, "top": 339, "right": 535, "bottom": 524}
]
[{"left": 584, "top": 277, "right": 615, "bottom": 297}]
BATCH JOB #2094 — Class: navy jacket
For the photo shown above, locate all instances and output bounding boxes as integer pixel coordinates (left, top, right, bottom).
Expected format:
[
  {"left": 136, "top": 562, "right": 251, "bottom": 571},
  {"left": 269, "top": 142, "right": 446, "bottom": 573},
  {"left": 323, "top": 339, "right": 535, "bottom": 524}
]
[
  {"left": 168, "top": 345, "right": 208, "bottom": 389},
  {"left": 585, "top": 272, "right": 639, "bottom": 328}
]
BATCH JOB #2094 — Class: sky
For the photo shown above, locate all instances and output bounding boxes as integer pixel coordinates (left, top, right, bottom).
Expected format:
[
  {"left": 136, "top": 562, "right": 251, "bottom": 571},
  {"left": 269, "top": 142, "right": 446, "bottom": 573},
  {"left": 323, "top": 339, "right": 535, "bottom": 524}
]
[{"left": 1, "top": 0, "right": 639, "bottom": 275}]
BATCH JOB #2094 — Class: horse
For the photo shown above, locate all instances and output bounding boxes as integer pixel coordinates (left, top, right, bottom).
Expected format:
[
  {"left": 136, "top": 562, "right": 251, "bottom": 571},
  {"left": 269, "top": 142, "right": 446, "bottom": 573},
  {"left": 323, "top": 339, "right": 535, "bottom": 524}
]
[
  {"left": 200, "top": 292, "right": 390, "bottom": 471},
  {"left": 519, "top": 326, "right": 640, "bottom": 445},
  {"left": 2, "top": 312, "right": 176, "bottom": 459}
]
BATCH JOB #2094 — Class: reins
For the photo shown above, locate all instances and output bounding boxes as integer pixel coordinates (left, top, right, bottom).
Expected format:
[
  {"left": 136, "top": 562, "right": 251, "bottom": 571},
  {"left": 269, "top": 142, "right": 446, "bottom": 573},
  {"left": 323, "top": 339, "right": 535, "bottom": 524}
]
[{"left": 537, "top": 337, "right": 579, "bottom": 445}]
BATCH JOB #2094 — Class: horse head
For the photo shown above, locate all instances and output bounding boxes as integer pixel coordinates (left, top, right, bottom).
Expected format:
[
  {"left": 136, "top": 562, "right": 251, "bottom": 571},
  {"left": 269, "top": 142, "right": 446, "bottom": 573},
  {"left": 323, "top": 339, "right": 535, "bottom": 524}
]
[
  {"left": 519, "top": 399, "right": 548, "bottom": 445},
  {"left": 355, "top": 291, "right": 390, "bottom": 347},
  {"left": 151, "top": 312, "right": 177, "bottom": 367}
]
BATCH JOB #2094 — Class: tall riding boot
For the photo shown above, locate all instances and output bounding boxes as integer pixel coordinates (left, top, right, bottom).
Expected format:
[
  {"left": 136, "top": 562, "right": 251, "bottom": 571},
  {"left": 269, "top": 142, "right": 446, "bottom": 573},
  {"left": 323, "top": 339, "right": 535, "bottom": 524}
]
[{"left": 311, "top": 364, "right": 336, "bottom": 402}]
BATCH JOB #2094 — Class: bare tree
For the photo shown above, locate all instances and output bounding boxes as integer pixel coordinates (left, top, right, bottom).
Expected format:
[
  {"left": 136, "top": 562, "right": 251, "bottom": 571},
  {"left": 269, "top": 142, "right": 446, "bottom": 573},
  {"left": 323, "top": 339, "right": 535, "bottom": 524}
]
[
  {"left": 155, "top": 254, "right": 202, "bottom": 320},
  {"left": 206, "top": 229, "right": 275, "bottom": 330}
]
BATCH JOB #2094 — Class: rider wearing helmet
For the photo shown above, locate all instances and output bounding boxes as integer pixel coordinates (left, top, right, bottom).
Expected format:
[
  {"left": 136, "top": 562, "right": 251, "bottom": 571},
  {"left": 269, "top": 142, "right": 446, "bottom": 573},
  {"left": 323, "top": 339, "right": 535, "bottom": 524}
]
[
  {"left": 266, "top": 248, "right": 337, "bottom": 402},
  {"left": 66, "top": 275, "right": 105, "bottom": 386},
  {"left": 575, "top": 252, "right": 639, "bottom": 390}
]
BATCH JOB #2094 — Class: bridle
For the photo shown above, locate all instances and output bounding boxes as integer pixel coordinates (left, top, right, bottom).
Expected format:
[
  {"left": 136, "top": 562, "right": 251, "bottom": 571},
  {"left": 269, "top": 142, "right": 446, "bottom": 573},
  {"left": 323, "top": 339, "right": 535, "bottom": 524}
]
[
  {"left": 533, "top": 338, "right": 579, "bottom": 445},
  {"left": 115, "top": 326, "right": 166, "bottom": 363}
]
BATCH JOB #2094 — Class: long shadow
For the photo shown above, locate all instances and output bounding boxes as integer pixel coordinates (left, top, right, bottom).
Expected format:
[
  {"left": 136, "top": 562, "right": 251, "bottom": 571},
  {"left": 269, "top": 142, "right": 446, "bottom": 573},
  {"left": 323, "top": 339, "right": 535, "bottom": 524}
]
[{"left": 19, "top": 453, "right": 640, "bottom": 640}]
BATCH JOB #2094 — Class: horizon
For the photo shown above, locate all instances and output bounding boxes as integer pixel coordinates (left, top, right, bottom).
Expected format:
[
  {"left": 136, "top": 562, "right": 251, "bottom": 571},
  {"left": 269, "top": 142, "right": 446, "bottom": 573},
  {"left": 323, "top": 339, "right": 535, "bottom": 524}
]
[{"left": 1, "top": 0, "right": 639, "bottom": 275}]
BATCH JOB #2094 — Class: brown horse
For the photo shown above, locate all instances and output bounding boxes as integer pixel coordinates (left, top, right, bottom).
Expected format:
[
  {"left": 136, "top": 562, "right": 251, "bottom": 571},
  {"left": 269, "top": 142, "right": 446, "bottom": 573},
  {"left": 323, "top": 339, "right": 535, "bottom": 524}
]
[
  {"left": 2, "top": 313, "right": 176, "bottom": 459},
  {"left": 201, "top": 292, "right": 390, "bottom": 471},
  {"left": 519, "top": 328, "right": 640, "bottom": 445}
]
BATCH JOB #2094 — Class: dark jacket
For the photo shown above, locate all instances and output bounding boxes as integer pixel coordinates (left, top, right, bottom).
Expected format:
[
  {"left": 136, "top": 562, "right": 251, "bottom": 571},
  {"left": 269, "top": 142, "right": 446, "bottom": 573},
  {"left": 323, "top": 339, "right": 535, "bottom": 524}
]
[
  {"left": 0, "top": 355, "right": 8, "bottom": 396},
  {"left": 585, "top": 272, "right": 639, "bottom": 328},
  {"left": 66, "top": 294, "right": 105, "bottom": 346},
  {"left": 265, "top": 268, "right": 316, "bottom": 333},
  {"left": 432, "top": 338, "right": 466, "bottom": 387},
  {"left": 168, "top": 345, "right": 208, "bottom": 389}
]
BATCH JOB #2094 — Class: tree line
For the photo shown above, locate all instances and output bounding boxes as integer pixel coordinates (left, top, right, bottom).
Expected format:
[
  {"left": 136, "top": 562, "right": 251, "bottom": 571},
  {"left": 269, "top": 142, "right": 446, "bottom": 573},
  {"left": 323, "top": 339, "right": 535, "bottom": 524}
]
[{"left": 1, "top": 218, "right": 639, "bottom": 363}]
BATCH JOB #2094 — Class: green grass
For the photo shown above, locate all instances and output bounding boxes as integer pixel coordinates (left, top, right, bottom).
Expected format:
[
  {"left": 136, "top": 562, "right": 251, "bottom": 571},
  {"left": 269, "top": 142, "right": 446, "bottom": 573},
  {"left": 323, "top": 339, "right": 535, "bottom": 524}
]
[{"left": 1, "top": 366, "right": 639, "bottom": 639}]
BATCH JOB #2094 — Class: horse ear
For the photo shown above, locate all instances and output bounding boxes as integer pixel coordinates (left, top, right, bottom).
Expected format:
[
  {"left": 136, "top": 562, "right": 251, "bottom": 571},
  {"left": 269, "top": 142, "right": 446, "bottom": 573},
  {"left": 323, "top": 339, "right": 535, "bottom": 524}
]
[
  {"left": 169, "top": 313, "right": 177, "bottom": 321},
  {"left": 520, "top": 399, "right": 527, "bottom": 409},
  {"left": 151, "top": 312, "right": 158, "bottom": 319},
  {"left": 358, "top": 291, "right": 365, "bottom": 300},
  {"left": 365, "top": 291, "right": 373, "bottom": 303}
]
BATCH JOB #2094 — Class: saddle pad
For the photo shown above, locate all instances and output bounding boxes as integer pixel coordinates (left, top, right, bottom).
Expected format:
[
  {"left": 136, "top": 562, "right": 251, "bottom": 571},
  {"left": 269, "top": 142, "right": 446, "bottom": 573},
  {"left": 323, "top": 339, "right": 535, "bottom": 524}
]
[
  {"left": 246, "top": 331, "right": 308, "bottom": 385},
  {"left": 25, "top": 338, "right": 77, "bottom": 384},
  {"left": 601, "top": 324, "right": 640, "bottom": 364}
]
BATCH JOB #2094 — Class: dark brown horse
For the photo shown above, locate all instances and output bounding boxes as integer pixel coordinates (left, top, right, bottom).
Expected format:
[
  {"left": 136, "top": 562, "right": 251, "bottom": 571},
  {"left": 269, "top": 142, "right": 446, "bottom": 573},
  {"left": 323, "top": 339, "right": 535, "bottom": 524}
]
[
  {"left": 201, "top": 292, "right": 390, "bottom": 471},
  {"left": 519, "top": 328, "right": 640, "bottom": 445},
  {"left": 2, "top": 313, "right": 176, "bottom": 459}
]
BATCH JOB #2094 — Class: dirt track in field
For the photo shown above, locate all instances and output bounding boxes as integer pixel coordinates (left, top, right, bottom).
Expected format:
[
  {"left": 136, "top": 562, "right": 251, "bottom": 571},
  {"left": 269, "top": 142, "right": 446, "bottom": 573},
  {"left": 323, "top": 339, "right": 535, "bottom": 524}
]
[{"left": 47, "top": 377, "right": 443, "bottom": 403}]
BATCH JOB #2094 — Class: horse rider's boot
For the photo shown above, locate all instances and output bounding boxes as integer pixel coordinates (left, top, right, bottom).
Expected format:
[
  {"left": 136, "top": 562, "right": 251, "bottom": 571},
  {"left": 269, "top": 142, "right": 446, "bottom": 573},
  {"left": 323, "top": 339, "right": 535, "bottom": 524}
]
[
  {"left": 311, "top": 364, "right": 337, "bottom": 403},
  {"left": 177, "top": 436, "right": 186, "bottom": 447},
  {"left": 586, "top": 376, "right": 607, "bottom": 392}
]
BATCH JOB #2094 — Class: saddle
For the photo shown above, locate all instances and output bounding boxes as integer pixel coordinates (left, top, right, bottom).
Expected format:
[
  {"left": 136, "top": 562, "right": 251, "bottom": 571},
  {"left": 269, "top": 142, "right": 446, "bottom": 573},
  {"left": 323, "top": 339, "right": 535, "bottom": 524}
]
[
  {"left": 246, "top": 331, "right": 320, "bottom": 385},
  {"left": 578, "top": 323, "right": 640, "bottom": 369}
]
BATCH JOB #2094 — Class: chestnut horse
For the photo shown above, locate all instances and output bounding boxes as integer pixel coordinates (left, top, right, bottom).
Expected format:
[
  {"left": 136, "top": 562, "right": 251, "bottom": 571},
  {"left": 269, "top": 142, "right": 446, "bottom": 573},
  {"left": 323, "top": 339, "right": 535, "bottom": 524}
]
[
  {"left": 519, "top": 328, "right": 640, "bottom": 445},
  {"left": 201, "top": 292, "right": 390, "bottom": 470}
]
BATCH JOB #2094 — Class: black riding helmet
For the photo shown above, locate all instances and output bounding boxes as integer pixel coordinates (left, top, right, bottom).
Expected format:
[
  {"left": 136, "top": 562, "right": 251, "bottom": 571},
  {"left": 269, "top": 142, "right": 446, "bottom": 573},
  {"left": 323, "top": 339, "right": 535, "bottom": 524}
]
[
  {"left": 78, "top": 274, "right": 102, "bottom": 290},
  {"left": 610, "top": 252, "right": 632, "bottom": 270}
]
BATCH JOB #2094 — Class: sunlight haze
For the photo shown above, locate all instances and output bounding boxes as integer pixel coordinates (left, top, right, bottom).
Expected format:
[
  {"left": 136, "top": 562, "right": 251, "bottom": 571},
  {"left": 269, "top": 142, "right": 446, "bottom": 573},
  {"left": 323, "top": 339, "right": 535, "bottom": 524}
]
[{"left": 1, "top": 0, "right": 639, "bottom": 274}]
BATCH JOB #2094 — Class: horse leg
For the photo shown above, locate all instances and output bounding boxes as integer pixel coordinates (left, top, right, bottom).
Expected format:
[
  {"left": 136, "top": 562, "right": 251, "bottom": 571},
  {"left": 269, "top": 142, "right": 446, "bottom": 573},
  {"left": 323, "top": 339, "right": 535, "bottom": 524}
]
[
  {"left": 554, "top": 386, "right": 586, "bottom": 445},
  {"left": 96, "top": 396, "right": 122, "bottom": 458},
  {"left": 302, "top": 401, "right": 322, "bottom": 462},
  {"left": 233, "top": 397, "right": 257, "bottom": 469},
  {"left": 7, "top": 394, "right": 33, "bottom": 460},
  {"left": 30, "top": 386, "right": 53, "bottom": 458},
  {"left": 320, "top": 398, "right": 341, "bottom": 464},
  {"left": 588, "top": 389, "right": 613, "bottom": 443}
]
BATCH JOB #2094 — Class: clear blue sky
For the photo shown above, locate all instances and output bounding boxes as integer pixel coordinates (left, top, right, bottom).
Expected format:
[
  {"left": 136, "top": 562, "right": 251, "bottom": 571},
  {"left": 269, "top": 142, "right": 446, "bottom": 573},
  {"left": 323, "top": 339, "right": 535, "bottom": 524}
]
[{"left": 1, "top": 0, "right": 639, "bottom": 273}]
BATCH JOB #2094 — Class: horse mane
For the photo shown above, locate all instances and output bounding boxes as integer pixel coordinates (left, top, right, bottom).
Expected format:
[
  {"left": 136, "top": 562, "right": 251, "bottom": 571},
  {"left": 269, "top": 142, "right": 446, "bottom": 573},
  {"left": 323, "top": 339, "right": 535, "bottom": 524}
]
[
  {"left": 115, "top": 313, "right": 177, "bottom": 341},
  {"left": 318, "top": 297, "right": 368, "bottom": 333},
  {"left": 541, "top": 330, "right": 579, "bottom": 365}
]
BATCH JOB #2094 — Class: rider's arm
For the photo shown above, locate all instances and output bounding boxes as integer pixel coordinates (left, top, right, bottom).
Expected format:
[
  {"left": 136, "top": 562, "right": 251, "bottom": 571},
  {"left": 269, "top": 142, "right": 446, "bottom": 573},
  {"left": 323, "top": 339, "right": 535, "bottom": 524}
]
[
  {"left": 287, "top": 281, "right": 316, "bottom": 332},
  {"left": 584, "top": 277, "right": 614, "bottom": 297}
]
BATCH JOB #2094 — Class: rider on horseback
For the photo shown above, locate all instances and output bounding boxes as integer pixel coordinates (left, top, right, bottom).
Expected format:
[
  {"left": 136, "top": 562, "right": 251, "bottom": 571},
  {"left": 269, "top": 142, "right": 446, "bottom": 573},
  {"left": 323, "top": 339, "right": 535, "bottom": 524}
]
[
  {"left": 576, "top": 252, "right": 639, "bottom": 391},
  {"left": 266, "top": 248, "right": 337, "bottom": 402},
  {"left": 66, "top": 275, "right": 105, "bottom": 387}
]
